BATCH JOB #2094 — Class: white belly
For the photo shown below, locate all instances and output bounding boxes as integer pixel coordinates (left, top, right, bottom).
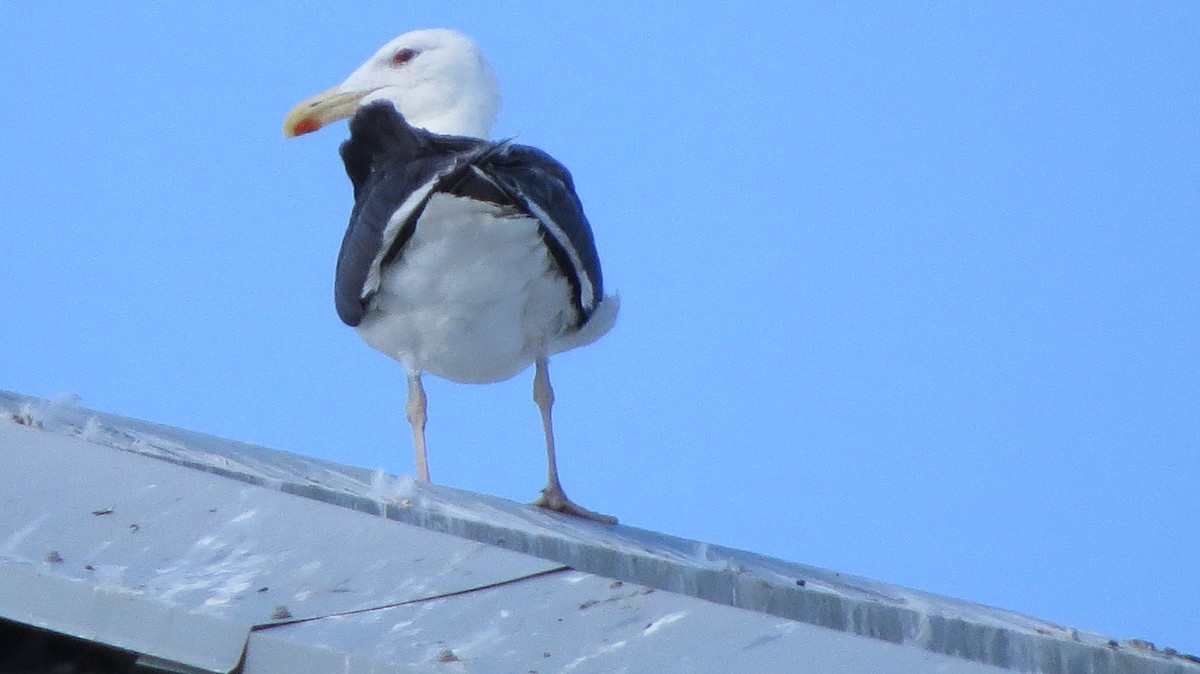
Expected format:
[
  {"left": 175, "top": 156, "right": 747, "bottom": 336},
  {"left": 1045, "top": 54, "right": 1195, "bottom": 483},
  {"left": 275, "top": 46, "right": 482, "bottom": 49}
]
[{"left": 355, "top": 194, "right": 576, "bottom": 384}]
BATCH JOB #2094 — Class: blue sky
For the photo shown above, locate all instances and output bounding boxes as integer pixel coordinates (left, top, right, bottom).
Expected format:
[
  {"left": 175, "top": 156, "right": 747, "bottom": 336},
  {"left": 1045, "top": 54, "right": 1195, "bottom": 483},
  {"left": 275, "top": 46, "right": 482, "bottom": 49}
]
[{"left": 2, "top": 2, "right": 1197, "bottom": 656}]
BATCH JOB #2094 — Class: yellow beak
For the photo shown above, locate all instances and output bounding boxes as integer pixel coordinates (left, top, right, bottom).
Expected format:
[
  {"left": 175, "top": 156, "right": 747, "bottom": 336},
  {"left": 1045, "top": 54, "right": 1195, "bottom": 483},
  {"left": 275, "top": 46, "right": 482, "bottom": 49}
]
[{"left": 282, "top": 87, "right": 374, "bottom": 138}]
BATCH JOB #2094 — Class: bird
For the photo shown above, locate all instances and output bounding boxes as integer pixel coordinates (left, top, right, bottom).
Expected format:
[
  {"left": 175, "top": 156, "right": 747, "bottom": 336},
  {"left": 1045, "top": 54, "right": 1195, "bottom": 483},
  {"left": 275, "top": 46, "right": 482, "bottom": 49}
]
[{"left": 282, "top": 29, "right": 619, "bottom": 523}]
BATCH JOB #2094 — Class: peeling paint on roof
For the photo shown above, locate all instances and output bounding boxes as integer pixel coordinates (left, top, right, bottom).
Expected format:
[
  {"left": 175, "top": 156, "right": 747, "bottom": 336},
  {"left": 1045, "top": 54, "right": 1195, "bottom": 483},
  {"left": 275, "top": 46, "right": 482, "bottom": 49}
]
[{"left": 1, "top": 390, "right": 1197, "bottom": 674}]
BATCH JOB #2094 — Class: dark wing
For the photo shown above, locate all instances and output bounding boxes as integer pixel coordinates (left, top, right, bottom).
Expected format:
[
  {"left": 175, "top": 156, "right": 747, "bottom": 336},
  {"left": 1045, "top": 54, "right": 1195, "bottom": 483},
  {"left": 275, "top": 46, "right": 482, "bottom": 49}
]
[
  {"left": 476, "top": 145, "right": 605, "bottom": 326},
  {"left": 335, "top": 101, "right": 604, "bottom": 329},
  {"left": 335, "top": 102, "right": 486, "bottom": 326}
]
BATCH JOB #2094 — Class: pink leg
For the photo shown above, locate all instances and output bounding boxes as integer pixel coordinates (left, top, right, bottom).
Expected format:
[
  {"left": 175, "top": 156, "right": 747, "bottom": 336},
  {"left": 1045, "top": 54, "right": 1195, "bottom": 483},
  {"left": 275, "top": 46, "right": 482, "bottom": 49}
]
[
  {"left": 530, "top": 357, "right": 616, "bottom": 524},
  {"left": 406, "top": 372, "right": 430, "bottom": 482}
]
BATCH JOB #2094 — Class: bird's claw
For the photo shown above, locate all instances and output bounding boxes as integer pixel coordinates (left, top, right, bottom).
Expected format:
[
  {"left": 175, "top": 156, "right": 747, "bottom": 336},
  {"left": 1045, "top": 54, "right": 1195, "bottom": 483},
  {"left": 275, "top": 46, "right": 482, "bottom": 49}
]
[{"left": 534, "top": 484, "right": 617, "bottom": 524}]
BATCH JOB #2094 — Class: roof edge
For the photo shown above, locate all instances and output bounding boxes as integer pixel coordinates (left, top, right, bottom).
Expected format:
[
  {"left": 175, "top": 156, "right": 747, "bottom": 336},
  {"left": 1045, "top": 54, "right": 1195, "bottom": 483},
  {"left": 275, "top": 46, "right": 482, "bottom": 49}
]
[{"left": 3, "top": 389, "right": 1196, "bottom": 674}]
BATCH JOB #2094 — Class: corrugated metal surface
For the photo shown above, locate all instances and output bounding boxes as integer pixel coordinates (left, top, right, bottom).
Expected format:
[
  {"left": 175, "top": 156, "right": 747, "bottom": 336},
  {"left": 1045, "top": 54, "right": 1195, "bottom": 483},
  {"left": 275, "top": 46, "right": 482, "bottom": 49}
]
[{"left": 1, "top": 390, "right": 1196, "bottom": 674}]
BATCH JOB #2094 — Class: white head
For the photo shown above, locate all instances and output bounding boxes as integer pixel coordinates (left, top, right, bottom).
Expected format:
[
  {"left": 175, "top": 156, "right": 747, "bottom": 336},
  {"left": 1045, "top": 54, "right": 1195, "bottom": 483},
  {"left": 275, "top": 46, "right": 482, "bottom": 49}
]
[{"left": 284, "top": 29, "right": 500, "bottom": 139}]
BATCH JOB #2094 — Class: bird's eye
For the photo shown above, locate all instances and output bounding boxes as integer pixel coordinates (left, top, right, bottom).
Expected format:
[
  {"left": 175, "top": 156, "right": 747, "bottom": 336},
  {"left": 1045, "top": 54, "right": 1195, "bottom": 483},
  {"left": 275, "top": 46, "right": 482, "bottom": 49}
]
[{"left": 390, "top": 48, "right": 418, "bottom": 66}]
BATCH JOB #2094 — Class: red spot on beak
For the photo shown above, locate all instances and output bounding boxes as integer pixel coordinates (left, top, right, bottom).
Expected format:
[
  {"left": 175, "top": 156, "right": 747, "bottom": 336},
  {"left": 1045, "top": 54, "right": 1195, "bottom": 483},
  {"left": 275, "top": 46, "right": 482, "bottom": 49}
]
[{"left": 291, "top": 117, "right": 321, "bottom": 136}]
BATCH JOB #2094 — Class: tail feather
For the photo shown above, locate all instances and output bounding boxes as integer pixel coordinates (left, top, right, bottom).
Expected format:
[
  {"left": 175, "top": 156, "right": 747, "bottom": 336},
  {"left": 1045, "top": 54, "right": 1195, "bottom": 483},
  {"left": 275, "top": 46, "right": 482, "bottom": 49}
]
[{"left": 549, "top": 294, "right": 620, "bottom": 356}]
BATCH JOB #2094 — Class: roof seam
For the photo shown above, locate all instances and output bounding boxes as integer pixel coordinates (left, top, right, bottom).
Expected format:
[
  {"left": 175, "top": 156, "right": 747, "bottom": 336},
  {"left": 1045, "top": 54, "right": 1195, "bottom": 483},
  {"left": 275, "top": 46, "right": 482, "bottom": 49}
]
[{"left": 249, "top": 566, "right": 568, "bottom": 633}]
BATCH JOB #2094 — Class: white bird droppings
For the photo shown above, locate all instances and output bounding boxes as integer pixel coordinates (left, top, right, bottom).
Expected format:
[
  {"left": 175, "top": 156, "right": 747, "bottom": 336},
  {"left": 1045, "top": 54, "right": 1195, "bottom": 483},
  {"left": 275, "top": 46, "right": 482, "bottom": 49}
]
[{"left": 643, "top": 611, "right": 687, "bottom": 636}]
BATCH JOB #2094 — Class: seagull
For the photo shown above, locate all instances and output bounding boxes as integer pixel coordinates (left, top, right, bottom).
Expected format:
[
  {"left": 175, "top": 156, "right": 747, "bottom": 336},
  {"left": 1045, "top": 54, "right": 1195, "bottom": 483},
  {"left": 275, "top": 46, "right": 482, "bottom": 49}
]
[{"left": 283, "top": 29, "right": 619, "bottom": 523}]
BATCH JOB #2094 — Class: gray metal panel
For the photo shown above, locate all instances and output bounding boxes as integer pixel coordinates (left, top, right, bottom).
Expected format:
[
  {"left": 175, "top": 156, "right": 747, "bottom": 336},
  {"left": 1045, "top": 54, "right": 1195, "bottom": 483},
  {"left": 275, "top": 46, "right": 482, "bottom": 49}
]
[
  {"left": 0, "top": 419, "right": 561, "bottom": 672},
  {"left": 2, "top": 390, "right": 1197, "bottom": 674},
  {"left": 0, "top": 564, "right": 248, "bottom": 674},
  {"left": 245, "top": 568, "right": 1013, "bottom": 674}
]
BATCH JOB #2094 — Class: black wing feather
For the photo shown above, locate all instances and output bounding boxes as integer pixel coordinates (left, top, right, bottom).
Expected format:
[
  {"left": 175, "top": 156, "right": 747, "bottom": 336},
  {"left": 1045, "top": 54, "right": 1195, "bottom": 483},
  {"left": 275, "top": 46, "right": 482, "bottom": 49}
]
[
  {"left": 335, "top": 104, "right": 465, "bottom": 325},
  {"left": 335, "top": 101, "right": 604, "bottom": 329},
  {"left": 480, "top": 145, "right": 604, "bottom": 319}
]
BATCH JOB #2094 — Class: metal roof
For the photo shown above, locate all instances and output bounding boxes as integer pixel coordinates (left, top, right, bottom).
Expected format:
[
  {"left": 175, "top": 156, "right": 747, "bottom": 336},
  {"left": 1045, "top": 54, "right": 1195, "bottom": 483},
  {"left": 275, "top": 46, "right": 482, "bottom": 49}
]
[{"left": 1, "top": 389, "right": 1196, "bottom": 674}]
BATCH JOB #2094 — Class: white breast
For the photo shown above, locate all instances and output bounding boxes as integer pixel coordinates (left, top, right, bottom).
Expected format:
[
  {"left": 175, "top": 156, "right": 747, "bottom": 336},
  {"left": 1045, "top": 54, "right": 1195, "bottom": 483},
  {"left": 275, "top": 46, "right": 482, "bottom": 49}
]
[{"left": 354, "top": 194, "right": 576, "bottom": 384}]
